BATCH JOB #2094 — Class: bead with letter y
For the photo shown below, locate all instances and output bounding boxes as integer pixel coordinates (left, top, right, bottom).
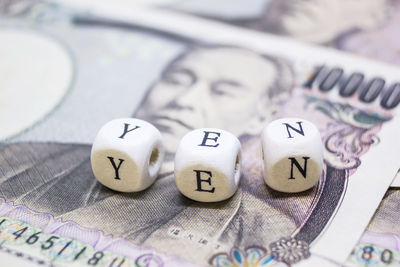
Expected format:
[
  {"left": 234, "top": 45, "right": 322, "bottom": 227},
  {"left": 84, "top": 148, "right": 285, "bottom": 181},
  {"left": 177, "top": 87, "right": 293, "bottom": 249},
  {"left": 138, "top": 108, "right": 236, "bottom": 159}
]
[{"left": 91, "top": 118, "right": 164, "bottom": 192}]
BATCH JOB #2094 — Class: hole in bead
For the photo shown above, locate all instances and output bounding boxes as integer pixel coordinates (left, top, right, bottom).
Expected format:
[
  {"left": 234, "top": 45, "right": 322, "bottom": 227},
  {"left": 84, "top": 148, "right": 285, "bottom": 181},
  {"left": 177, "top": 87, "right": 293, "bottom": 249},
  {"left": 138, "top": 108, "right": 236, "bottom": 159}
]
[
  {"left": 148, "top": 145, "right": 161, "bottom": 178},
  {"left": 234, "top": 153, "right": 241, "bottom": 185},
  {"left": 149, "top": 147, "right": 159, "bottom": 167},
  {"left": 149, "top": 148, "right": 159, "bottom": 166}
]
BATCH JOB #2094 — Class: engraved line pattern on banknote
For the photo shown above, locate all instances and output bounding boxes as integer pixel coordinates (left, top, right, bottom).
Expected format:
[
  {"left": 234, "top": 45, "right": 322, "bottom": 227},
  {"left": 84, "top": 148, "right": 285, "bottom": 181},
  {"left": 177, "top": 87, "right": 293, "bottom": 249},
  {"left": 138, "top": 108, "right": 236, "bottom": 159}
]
[
  {"left": 211, "top": 63, "right": 398, "bottom": 266},
  {"left": 0, "top": 199, "right": 192, "bottom": 266}
]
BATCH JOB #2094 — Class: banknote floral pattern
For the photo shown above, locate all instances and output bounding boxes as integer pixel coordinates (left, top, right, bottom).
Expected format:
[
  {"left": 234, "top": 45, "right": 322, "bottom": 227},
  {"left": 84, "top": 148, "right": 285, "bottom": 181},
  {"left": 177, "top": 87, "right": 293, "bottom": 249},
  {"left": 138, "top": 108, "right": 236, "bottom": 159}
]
[
  {"left": 269, "top": 237, "right": 310, "bottom": 265},
  {"left": 209, "top": 241, "right": 310, "bottom": 267},
  {"left": 210, "top": 246, "right": 276, "bottom": 267},
  {"left": 304, "top": 96, "right": 392, "bottom": 172}
]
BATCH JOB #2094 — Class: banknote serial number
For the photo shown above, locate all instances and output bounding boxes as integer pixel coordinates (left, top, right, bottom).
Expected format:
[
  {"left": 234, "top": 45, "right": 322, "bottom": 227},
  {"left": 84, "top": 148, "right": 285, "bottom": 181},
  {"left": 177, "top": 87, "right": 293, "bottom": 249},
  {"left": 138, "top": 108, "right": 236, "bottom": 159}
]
[
  {"left": 0, "top": 217, "right": 137, "bottom": 267},
  {"left": 304, "top": 66, "right": 400, "bottom": 109},
  {"left": 348, "top": 243, "right": 399, "bottom": 266}
]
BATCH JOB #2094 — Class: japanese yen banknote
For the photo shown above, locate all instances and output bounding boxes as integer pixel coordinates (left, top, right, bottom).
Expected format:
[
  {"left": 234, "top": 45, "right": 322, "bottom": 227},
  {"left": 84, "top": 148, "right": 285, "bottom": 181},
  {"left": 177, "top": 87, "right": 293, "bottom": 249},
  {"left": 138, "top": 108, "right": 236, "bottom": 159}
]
[
  {"left": 133, "top": 0, "right": 400, "bottom": 190},
  {"left": 0, "top": 1, "right": 400, "bottom": 266},
  {"left": 129, "top": 0, "right": 400, "bottom": 66}
]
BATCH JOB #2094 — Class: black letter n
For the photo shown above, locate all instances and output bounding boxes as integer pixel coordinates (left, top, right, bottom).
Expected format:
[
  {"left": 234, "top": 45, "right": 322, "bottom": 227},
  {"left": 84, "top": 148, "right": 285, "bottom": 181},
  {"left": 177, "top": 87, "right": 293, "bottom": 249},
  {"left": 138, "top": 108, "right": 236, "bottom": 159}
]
[
  {"left": 283, "top": 121, "right": 305, "bottom": 138},
  {"left": 288, "top": 157, "right": 310, "bottom": 179}
]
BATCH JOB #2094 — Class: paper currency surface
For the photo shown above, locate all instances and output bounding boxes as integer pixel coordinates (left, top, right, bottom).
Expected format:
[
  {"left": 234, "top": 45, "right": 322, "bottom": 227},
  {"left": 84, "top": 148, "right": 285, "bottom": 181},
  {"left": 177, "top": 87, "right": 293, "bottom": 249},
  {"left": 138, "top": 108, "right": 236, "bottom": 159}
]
[
  {"left": 136, "top": 0, "right": 399, "bottom": 66},
  {"left": 132, "top": 2, "right": 400, "bottom": 264},
  {"left": 0, "top": 1, "right": 400, "bottom": 266},
  {"left": 142, "top": 0, "right": 400, "bottom": 190},
  {"left": 345, "top": 188, "right": 400, "bottom": 266}
]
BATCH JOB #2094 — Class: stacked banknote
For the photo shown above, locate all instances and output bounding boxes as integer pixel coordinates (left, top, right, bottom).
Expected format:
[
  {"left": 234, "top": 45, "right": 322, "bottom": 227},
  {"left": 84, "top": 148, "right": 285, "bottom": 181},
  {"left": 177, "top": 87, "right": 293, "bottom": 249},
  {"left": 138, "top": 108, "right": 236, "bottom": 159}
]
[{"left": 0, "top": 0, "right": 399, "bottom": 266}]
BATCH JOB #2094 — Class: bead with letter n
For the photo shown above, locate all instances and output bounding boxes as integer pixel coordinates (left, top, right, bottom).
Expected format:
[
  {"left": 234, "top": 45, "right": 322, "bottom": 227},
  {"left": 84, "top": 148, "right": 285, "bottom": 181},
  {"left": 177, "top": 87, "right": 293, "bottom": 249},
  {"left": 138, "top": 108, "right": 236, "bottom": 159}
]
[
  {"left": 261, "top": 118, "right": 323, "bottom": 193},
  {"left": 91, "top": 118, "right": 164, "bottom": 192},
  {"left": 174, "top": 128, "right": 241, "bottom": 202}
]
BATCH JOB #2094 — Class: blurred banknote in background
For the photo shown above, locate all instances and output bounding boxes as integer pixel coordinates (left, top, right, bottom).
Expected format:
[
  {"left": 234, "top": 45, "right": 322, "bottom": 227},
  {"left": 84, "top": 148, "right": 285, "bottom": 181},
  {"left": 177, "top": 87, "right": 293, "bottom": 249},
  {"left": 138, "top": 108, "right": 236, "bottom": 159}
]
[
  {"left": 0, "top": 1, "right": 400, "bottom": 266},
  {"left": 134, "top": 0, "right": 400, "bottom": 66}
]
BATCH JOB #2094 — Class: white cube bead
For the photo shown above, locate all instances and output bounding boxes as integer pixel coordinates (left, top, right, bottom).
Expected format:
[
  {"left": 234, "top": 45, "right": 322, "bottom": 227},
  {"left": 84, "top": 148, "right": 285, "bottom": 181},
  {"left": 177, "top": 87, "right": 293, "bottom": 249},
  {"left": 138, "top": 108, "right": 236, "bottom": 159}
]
[
  {"left": 174, "top": 128, "right": 241, "bottom": 202},
  {"left": 261, "top": 118, "right": 323, "bottom": 193},
  {"left": 91, "top": 118, "right": 164, "bottom": 192}
]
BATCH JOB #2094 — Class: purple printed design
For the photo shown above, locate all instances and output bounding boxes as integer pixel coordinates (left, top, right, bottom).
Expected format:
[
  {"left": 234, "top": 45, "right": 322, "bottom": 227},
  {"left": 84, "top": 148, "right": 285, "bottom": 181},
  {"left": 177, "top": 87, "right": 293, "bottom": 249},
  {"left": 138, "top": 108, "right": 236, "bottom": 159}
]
[
  {"left": 210, "top": 240, "right": 309, "bottom": 266},
  {"left": 303, "top": 97, "right": 391, "bottom": 173},
  {"left": 218, "top": 84, "right": 395, "bottom": 265},
  {"left": 240, "top": 92, "right": 392, "bottom": 178},
  {"left": 274, "top": 86, "right": 394, "bottom": 172},
  {"left": 360, "top": 231, "right": 400, "bottom": 253},
  {"left": 347, "top": 233, "right": 400, "bottom": 266},
  {"left": 0, "top": 198, "right": 196, "bottom": 267}
]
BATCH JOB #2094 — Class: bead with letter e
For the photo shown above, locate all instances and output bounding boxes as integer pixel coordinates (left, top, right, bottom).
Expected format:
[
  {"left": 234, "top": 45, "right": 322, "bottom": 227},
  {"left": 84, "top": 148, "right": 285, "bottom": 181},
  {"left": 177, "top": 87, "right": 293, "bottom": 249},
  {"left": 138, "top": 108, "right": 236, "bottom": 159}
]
[
  {"left": 174, "top": 128, "right": 241, "bottom": 202},
  {"left": 261, "top": 118, "right": 323, "bottom": 193},
  {"left": 91, "top": 118, "right": 164, "bottom": 192}
]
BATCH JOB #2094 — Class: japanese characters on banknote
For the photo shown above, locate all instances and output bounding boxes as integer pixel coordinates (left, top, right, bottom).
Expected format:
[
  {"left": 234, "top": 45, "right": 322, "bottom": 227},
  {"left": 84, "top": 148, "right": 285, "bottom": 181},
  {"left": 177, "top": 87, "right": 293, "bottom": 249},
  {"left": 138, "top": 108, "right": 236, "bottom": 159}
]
[{"left": 0, "top": 1, "right": 400, "bottom": 266}]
